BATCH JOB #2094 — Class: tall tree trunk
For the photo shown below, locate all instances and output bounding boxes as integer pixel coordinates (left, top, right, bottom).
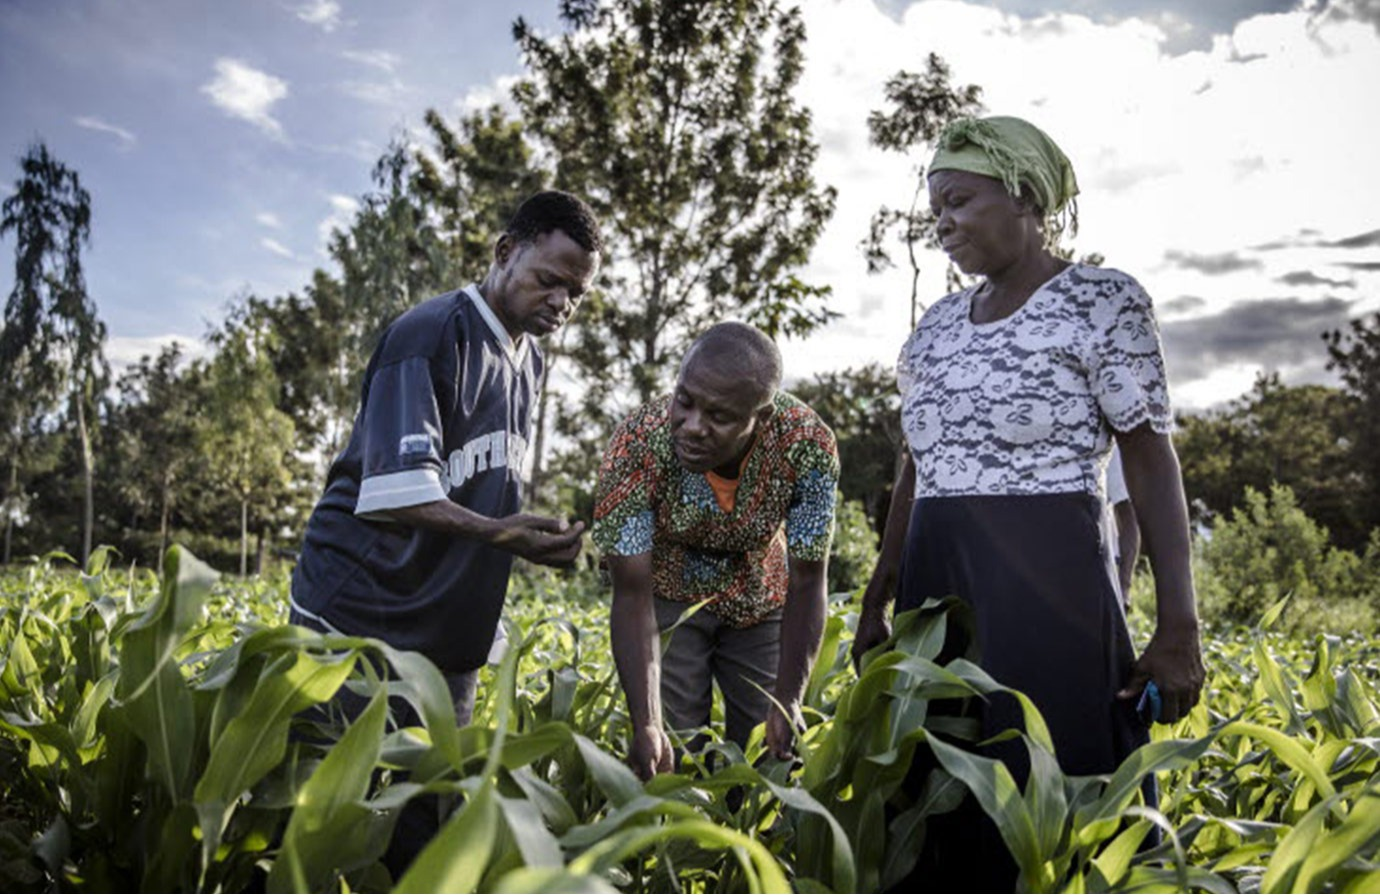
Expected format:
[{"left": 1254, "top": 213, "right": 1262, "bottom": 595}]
[
  {"left": 240, "top": 497, "right": 249, "bottom": 577},
  {"left": 255, "top": 526, "right": 265, "bottom": 577},
  {"left": 3, "top": 455, "right": 16, "bottom": 565},
  {"left": 75, "top": 389, "right": 94, "bottom": 566}
]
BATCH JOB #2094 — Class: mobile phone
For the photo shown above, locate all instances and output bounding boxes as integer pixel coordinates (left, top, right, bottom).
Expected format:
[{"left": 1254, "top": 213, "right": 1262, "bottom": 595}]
[{"left": 1136, "top": 680, "right": 1162, "bottom": 725}]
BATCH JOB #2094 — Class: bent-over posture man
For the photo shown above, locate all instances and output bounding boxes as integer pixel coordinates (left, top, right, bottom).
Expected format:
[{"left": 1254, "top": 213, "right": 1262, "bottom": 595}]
[
  {"left": 593, "top": 322, "right": 839, "bottom": 779},
  {"left": 289, "top": 190, "right": 601, "bottom": 872}
]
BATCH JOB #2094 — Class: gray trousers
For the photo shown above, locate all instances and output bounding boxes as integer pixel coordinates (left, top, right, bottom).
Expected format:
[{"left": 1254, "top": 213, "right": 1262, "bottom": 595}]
[{"left": 654, "top": 597, "right": 782, "bottom": 749}]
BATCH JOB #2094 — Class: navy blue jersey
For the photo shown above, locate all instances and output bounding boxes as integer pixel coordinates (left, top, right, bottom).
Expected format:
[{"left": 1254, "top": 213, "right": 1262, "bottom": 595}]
[{"left": 291, "top": 285, "right": 542, "bottom": 672}]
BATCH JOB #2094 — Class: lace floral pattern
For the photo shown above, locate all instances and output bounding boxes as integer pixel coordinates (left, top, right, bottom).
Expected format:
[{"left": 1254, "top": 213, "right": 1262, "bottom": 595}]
[{"left": 897, "top": 265, "right": 1171, "bottom": 499}]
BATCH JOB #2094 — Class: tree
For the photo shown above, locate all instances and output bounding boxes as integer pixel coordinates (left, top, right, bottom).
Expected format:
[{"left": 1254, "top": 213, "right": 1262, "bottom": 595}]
[
  {"left": 1324, "top": 312, "right": 1380, "bottom": 540},
  {"left": 512, "top": 0, "right": 839, "bottom": 439},
  {"left": 412, "top": 105, "right": 547, "bottom": 277},
  {"left": 200, "top": 317, "right": 298, "bottom": 576},
  {"left": 234, "top": 272, "right": 354, "bottom": 466},
  {"left": 109, "top": 344, "right": 205, "bottom": 567},
  {"left": 1175, "top": 372, "right": 1362, "bottom": 548},
  {"left": 1197, "top": 483, "right": 1368, "bottom": 633},
  {"left": 861, "top": 54, "right": 984, "bottom": 329},
  {"left": 0, "top": 143, "right": 106, "bottom": 564}
]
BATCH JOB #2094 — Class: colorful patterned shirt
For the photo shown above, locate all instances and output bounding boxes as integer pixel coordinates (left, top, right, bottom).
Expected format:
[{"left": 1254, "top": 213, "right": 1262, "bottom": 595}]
[{"left": 592, "top": 392, "right": 839, "bottom": 627}]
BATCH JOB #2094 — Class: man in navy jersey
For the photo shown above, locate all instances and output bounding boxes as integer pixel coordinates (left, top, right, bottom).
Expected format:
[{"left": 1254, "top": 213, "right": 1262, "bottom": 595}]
[{"left": 290, "top": 188, "right": 602, "bottom": 722}]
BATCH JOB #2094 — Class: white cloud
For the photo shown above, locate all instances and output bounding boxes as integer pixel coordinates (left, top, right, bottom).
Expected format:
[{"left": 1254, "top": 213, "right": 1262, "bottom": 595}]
[
  {"left": 340, "top": 77, "right": 409, "bottom": 106},
  {"left": 73, "top": 115, "right": 136, "bottom": 148},
  {"left": 106, "top": 334, "right": 208, "bottom": 370},
  {"left": 261, "top": 237, "right": 295, "bottom": 259},
  {"left": 317, "top": 193, "right": 359, "bottom": 254},
  {"left": 294, "top": 0, "right": 342, "bottom": 32},
  {"left": 256, "top": 212, "right": 283, "bottom": 229},
  {"left": 775, "top": 0, "right": 1380, "bottom": 407},
  {"left": 201, "top": 58, "right": 289, "bottom": 139},
  {"left": 341, "top": 48, "right": 400, "bottom": 73},
  {"left": 455, "top": 75, "right": 524, "bottom": 114}
]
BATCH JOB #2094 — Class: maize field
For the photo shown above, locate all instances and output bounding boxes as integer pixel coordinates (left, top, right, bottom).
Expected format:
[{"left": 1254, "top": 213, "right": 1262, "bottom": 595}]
[{"left": 2, "top": 546, "right": 1379, "bottom": 893}]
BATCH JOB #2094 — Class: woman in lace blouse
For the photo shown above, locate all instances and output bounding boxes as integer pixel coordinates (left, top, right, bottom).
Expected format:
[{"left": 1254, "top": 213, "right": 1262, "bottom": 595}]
[{"left": 853, "top": 116, "right": 1205, "bottom": 889}]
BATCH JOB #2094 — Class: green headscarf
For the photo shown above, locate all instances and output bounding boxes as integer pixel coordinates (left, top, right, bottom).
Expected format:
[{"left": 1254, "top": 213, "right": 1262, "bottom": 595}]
[{"left": 929, "top": 115, "right": 1080, "bottom": 241}]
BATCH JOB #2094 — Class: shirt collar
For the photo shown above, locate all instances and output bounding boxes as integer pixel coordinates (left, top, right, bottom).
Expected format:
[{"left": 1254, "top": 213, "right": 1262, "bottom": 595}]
[{"left": 463, "top": 283, "right": 530, "bottom": 367}]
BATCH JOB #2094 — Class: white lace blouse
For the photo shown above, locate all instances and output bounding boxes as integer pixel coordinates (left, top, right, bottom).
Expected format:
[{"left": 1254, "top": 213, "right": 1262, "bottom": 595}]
[{"left": 896, "top": 264, "right": 1172, "bottom": 500}]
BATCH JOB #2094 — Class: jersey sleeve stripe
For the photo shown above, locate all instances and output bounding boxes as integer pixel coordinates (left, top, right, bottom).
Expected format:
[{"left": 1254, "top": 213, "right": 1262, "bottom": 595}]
[{"left": 356, "top": 468, "right": 447, "bottom": 516}]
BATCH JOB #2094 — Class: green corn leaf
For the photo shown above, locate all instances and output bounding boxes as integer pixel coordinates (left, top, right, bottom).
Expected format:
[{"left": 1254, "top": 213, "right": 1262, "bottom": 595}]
[
  {"left": 566, "top": 820, "right": 791, "bottom": 894},
  {"left": 1292, "top": 788, "right": 1380, "bottom": 893},
  {"left": 194, "top": 649, "right": 356, "bottom": 866},
  {"left": 488, "top": 867, "right": 618, "bottom": 893},
  {"left": 119, "top": 546, "right": 218, "bottom": 702},
  {"left": 1088, "top": 817, "right": 1152, "bottom": 890},
  {"left": 804, "top": 613, "right": 845, "bottom": 708},
  {"left": 395, "top": 782, "right": 499, "bottom": 894},
  {"left": 508, "top": 765, "right": 580, "bottom": 834},
  {"left": 761, "top": 776, "right": 858, "bottom": 894},
  {"left": 1261, "top": 793, "right": 1333, "bottom": 893},
  {"left": 268, "top": 685, "right": 388, "bottom": 893},
  {"left": 1221, "top": 721, "right": 1338, "bottom": 802},
  {"left": 1025, "top": 737, "right": 1069, "bottom": 860},
  {"left": 924, "top": 732, "right": 1046, "bottom": 889},
  {"left": 376, "top": 643, "right": 462, "bottom": 769},
  {"left": 1258, "top": 594, "right": 1292, "bottom": 631},
  {"left": 495, "top": 792, "right": 564, "bottom": 868}
]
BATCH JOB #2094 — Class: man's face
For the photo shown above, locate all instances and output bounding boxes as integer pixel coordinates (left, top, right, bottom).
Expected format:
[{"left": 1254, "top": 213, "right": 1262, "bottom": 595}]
[
  {"left": 488, "top": 229, "right": 598, "bottom": 339},
  {"left": 669, "top": 354, "right": 772, "bottom": 477}
]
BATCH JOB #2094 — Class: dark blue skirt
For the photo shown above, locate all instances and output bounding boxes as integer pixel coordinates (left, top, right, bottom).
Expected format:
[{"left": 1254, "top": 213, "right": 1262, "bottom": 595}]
[
  {"left": 892, "top": 493, "right": 1151, "bottom": 891},
  {"left": 899, "top": 491, "right": 1147, "bottom": 777}
]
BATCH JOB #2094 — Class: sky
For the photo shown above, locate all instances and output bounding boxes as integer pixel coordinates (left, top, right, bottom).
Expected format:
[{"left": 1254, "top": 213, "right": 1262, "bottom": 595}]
[{"left": 1, "top": 0, "right": 1378, "bottom": 413}]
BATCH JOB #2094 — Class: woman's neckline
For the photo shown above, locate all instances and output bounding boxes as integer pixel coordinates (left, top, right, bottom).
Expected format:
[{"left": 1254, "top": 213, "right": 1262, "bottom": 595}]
[{"left": 966, "top": 261, "right": 1076, "bottom": 327}]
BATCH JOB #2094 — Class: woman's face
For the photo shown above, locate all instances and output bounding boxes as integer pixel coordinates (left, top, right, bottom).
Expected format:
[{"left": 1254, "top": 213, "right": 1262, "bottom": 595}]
[{"left": 928, "top": 169, "right": 1039, "bottom": 277}]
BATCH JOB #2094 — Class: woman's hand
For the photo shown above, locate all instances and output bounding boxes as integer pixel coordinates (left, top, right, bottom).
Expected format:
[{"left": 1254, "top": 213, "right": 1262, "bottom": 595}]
[
  {"left": 1115, "top": 424, "right": 1204, "bottom": 724},
  {"left": 1118, "top": 621, "right": 1205, "bottom": 723},
  {"left": 851, "top": 603, "right": 892, "bottom": 673}
]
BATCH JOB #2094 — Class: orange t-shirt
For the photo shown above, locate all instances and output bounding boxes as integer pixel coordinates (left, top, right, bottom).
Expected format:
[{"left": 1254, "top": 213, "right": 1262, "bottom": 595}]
[{"left": 704, "top": 436, "right": 757, "bottom": 512}]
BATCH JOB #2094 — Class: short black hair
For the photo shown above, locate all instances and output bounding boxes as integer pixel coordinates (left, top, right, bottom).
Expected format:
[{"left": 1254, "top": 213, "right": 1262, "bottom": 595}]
[
  {"left": 505, "top": 190, "right": 604, "bottom": 256},
  {"left": 684, "top": 321, "right": 782, "bottom": 405}
]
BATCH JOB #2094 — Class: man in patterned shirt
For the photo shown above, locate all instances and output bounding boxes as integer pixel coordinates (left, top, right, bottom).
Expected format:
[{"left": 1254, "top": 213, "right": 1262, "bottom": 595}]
[{"left": 593, "top": 322, "right": 840, "bottom": 779}]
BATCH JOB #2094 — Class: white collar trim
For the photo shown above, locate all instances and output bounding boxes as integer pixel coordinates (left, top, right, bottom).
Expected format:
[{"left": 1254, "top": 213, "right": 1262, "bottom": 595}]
[{"left": 463, "top": 283, "right": 529, "bottom": 367}]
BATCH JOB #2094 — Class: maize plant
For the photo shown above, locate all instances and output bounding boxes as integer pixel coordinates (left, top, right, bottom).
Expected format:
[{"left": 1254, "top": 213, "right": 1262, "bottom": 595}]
[{"left": 1, "top": 549, "right": 1378, "bottom": 893}]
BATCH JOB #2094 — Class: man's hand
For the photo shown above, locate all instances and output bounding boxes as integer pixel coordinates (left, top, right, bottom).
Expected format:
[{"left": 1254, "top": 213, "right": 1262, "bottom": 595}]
[
  {"left": 628, "top": 723, "right": 674, "bottom": 781},
  {"left": 765, "top": 704, "right": 804, "bottom": 761},
  {"left": 1117, "top": 622, "right": 1205, "bottom": 724},
  {"left": 491, "top": 514, "right": 585, "bottom": 567},
  {"left": 851, "top": 605, "right": 892, "bottom": 674}
]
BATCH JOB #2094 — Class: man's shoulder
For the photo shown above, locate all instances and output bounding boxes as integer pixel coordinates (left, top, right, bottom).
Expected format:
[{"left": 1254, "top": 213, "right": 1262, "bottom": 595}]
[
  {"left": 615, "top": 394, "right": 673, "bottom": 437},
  {"left": 772, "top": 392, "right": 834, "bottom": 439},
  {"left": 376, "top": 289, "right": 470, "bottom": 362}
]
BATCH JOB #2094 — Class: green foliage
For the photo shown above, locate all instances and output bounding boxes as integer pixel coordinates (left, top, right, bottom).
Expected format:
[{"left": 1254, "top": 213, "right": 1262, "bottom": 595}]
[
  {"left": 1324, "top": 312, "right": 1380, "bottom": 541},
  {"left": 0, "top": 142, "right": 106, "bottom": 566},
  {"left": 862, "top": 54, "right": 984, "bottom": 327},
  {"left": 791, "top": 365, "right": 903, "bottom": 533},
  {"left": 1176, "top": 372, "right": 1364, "bottom": 549},
  {"left": 6, "top": 546, "right": 1380, "bottom": 893},
  {"left": 1197, "top": 483, "right": 1375, "bottom": 635},
  {"left": 513, "top": 0, "right": 838, "bottom": 437},
  {"left": 828, "top": 494, "right": 878, "bottom": 595},
  {"left": 200, "top": 317, "right": 301, "bottom": 576}
]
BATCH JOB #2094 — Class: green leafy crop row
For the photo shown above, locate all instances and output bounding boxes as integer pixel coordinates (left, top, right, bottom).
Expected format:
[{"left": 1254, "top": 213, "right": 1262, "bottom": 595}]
[{"left": 2, "top": 548, "right": 1378, "bottom": 893}]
